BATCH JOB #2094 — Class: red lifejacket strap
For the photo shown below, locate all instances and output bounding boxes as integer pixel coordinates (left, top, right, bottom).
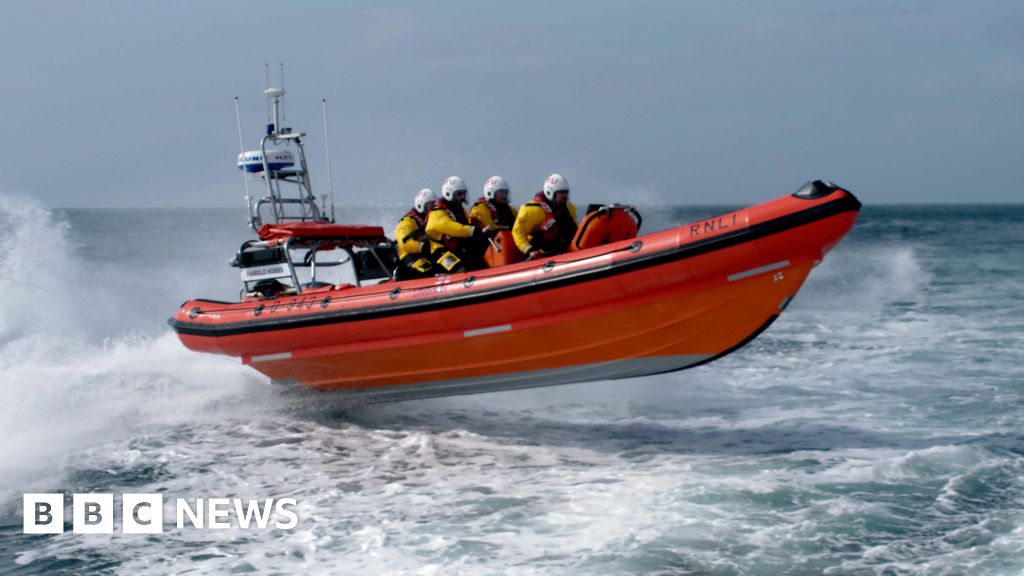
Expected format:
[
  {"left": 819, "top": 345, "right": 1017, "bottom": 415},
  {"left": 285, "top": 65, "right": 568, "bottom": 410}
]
[{"left": 404, "top": 209, "right": 426, "bottom": 227}]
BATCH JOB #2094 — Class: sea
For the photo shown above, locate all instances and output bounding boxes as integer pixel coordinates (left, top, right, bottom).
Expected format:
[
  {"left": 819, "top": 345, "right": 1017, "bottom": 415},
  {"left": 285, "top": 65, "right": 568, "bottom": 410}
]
[{"left": 0, "top": 194, "right": 1022, "bottom": 575}]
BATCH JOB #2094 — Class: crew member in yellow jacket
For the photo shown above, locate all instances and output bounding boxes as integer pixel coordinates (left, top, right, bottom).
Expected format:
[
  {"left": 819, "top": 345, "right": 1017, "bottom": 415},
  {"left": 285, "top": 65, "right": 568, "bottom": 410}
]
[
  {"left": 512, "top": 173, "right": 579, "bottom": 259},
  {"left": 426, "top": 175, "right": 494, "bottom": 272},
  {"left": 393, "top": 187, "right": 437, "bottom": 280},
  {"left": 469, "top": 175, "right": 518, "bottom": 230}
]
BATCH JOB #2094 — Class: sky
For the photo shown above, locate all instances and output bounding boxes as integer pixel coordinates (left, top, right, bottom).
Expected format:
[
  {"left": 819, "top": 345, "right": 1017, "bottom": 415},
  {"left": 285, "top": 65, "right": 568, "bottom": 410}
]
[{"left": 1, "top": 0, "right": 1021, "bottom": 208}]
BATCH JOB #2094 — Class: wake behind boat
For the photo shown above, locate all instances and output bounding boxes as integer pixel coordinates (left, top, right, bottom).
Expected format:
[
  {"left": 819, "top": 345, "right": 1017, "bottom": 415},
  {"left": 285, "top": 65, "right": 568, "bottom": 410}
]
[{"left": 169, "top": 86, "right": 861, "bottom": 401}]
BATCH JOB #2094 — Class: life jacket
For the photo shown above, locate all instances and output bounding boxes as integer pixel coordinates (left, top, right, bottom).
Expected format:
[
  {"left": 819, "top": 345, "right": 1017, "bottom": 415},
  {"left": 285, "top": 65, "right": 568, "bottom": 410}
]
[
  {"left": 392, "top": 209, "right": 434, "bottom": 278},
  {"left": 525, "top": 193, "right": 578, "bottom": 254},
  {"left": 472, "top": 197, "right": 516, "bottom": 228},
  {"left": 399, "top": 209, "right": 427, "bottom": 244},
  {"left": 431, "top": 198, "right": 471, "bottom": 253}
]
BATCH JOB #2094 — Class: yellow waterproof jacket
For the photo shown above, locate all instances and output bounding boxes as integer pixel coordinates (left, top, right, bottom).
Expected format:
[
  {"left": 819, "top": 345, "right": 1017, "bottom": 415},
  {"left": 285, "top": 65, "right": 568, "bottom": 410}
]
[
  {"left": 426, "top": 201, "right": 474, "bottom": 253},
  {"left": 394, "top": 211, "right": 428, "bottom": 260},
  {"left": 512, "top": 198, "right": 578, "bottom": 255},
  {"left": 469, "top": 198, "right": 518, "bottom": 229}
]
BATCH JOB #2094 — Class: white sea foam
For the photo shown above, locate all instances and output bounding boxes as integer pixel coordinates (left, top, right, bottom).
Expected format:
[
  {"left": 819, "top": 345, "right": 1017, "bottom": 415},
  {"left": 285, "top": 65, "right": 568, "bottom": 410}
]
[{"left": 0, "top": 195, "right": 263, "bottom": 506}]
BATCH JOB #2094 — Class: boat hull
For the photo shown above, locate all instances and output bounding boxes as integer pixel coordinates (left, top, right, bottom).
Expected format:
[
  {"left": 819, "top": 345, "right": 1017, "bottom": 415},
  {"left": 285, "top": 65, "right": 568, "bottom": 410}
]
[{"left": 171, "top": 189, "right": 860, "bottom": 399}]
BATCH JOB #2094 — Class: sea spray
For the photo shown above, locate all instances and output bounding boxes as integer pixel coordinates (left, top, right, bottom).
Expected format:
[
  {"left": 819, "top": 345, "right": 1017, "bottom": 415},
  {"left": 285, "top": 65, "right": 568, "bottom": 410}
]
[{"left": 0, "top": 195, "right": 262, "bottom": 508}]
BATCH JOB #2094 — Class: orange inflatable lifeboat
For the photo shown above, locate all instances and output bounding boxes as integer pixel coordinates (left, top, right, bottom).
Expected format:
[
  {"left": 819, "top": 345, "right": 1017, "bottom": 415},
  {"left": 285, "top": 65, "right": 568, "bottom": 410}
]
[{"left": 170, "top": 179, "right": 860, "bottom": 401}]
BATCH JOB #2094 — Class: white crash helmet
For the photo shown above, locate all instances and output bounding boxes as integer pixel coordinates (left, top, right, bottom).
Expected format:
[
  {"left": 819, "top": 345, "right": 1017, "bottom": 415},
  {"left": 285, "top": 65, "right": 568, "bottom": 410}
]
[
  {"left": 413, "top": 187, "right": 436, "bottom": 213},
  {"left": 483, "top": 175, "right": 509, "bottom": 202},
  {"left": 441, "top": 175, "right": 468, "bottom": 201},
  {"left": 542, "top": 173, "right": 569, "bottom": 201}
]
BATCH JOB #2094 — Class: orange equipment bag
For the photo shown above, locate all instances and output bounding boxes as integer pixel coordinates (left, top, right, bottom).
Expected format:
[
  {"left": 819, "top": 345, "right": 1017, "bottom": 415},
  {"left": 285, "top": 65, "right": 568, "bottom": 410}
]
[
  {"left": 483, "top": 230, "right": 524, "bottom": 268},
  {"left": 569, "top": 205, "right": 642, "bottom": 252}
]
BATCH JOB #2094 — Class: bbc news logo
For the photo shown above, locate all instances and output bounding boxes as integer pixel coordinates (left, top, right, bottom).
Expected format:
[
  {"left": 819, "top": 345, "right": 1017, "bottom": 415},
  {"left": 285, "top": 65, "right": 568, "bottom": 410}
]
[{"left": 23, "top": 494, "right": 298, "bottom": 534}]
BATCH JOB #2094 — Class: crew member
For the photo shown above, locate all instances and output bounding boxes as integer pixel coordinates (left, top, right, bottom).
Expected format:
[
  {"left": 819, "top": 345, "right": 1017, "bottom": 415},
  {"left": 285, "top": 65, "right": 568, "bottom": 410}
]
[
  {"left": 426, "top": 175, "right": 493, "bottom": 272},
  {"left": 512, "top": 173, "right": 579, "bottom": 259},
  {"left": 469, "top": 175, "right": 518, "bottom": 230},
  {"left": 393, "top": 188, "right": 437, "bottom": 280}
]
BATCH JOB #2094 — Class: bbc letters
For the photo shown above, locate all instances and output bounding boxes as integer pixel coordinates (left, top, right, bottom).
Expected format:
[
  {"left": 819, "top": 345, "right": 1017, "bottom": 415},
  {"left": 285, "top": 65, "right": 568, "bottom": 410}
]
[{"left": 24, "top": 493, "right": 298, "bottom": 534}]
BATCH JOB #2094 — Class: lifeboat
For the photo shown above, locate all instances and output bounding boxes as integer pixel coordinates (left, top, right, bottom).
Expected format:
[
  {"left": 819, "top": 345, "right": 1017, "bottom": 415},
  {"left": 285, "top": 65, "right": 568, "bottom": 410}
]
[
  {"left": 169, "top": 85, "right": 860, "bottom": 401},
  {"left": 171, "top": 192, "right": 860, "bottom": 400}
]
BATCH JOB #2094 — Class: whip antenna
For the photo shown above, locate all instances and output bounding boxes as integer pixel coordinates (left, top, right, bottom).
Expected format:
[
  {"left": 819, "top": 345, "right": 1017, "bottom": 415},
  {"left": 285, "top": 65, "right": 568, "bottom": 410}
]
[
  {"left": 322, "top": 98, "right": 336, "bottom": 222},
  {"left": 264, "top": 63, "right": 271, "bottom": 125},
  {"left": 279, "top": 62, "right": 286, "bottom": 124},
  {"left": 234, "top": 97, "right": 252, "bottom": 220}
]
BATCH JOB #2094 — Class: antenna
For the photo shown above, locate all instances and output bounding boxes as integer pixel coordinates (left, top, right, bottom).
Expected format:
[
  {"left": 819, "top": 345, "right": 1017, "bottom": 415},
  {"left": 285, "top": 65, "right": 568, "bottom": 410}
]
[
  {"left": 322, "top": 98, "right": 336, "bottom": 222},
  {"left": 234, "top": 97, "right": 252, "bottom": 221},
  {"left": 264, "top": 63, "right": 271, "bottom": 124},
  {"left": 279, "top": 62, "right": 286, "bottom": 124}
]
